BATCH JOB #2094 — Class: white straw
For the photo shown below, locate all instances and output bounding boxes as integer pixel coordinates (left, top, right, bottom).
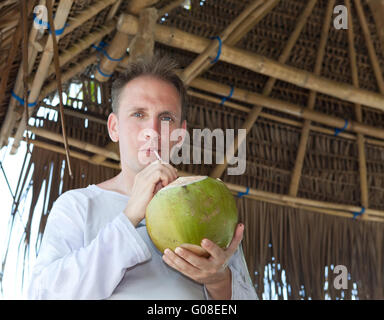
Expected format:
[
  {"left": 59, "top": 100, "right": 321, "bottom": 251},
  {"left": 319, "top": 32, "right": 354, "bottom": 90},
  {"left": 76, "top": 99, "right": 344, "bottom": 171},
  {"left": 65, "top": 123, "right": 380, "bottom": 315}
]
[{"left": 153, "top": 150, "right": 162, "bottom": 161}]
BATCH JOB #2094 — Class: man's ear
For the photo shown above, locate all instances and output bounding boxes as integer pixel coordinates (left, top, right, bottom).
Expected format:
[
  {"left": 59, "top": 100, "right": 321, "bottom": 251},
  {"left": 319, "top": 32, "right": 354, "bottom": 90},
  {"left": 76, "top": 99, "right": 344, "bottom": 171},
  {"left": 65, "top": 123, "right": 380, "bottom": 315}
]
[{"left": 107, "top": 112, "right": 119, "bottom": 142}]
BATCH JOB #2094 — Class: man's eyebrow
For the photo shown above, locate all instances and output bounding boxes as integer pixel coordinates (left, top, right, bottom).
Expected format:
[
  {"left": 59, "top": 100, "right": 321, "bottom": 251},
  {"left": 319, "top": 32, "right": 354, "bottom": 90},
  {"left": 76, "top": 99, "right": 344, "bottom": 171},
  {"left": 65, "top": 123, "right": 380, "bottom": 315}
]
[
  {"left": 159, "top": 110, "right": 178, "bottom": 117},
  {"left": 125, "top": 106, "right": 148, "bottom": 111}
]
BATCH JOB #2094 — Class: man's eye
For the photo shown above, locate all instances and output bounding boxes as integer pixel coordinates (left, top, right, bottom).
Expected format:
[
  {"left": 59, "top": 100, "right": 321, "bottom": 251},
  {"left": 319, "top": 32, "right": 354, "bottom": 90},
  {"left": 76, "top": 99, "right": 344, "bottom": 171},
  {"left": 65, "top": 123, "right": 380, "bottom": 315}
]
[
  {"left": 161, "top": 116, "right": 174, "bottom": 122},
  {"left": 133, "top": 112, "right": 143, "bottom": 118}
]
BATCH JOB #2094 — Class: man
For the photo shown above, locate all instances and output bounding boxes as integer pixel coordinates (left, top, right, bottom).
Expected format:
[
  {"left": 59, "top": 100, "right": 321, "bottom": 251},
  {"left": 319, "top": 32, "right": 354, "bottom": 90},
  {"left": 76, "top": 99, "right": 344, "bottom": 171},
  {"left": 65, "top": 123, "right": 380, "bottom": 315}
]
[{"left": 27, "top": 55, "right": 258, "bottom": 300}]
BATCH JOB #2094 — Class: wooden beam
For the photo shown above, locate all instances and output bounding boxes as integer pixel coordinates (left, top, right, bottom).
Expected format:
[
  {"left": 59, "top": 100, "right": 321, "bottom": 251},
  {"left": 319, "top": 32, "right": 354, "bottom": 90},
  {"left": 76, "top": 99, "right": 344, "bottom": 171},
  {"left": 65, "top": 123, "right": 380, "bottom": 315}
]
[
  {"left": 0, "top": 0, "right": 36, "bottom": 147},
  {"left": 366, "top": 0, "right": 384, "bottom": 59},
  {"left": 346, "top": 0, "right": 369, "bottom": 209},
  {"left": 0, "top": 0, "right": 114, "bottom": 149},
  {"left": 60, "top": 0, "right": 117, "bottom": 38},
  {"left": 288, "top": 0, "right": 335, "bottom": 196},
  {"left": 181, "top": 0, "right": 268, "bottom": 84},
  {"left": 10, "top": 21, "right": 116, "bottom": 154},
  {"left": 46, "top": 20, "right": 116, "bottom": 78},
  {"left": 40, "top": 54, "right": 98, "bottom": 99},
  {"left": 190, "top": 77, "right": 384, "bottom": 140},
  {"left": 7, "top": 0, "right": 74, "bottom": 155},
  {"left": 29, "top": 127, "right": 120, "bottom": 161},
  {"left": 355, "top": 0, "right": 384, "bottom": 94},
  {"left": 24, "top": 137, "right": 120, "bottom": 170},
  {"left": 20, "top": 135, "right": 384, "bottom": 223},
  {"left": 95, "top": 0, "right": 159, "bottom": 82},
  {"left": 158, "top": 0, "right": 185, "bottom": 17},
  {"left": 210, "top": 0, "right": 319, "bottom": 179},
  {"left": 186, "top": 88, "right": 384, "bottom": 148},
  {"left": 93, "top": 6, "right": 158, "bottom": 163},
  {"left": 175, "top": 171, "right": 384, "bottom": 222},
  {"left": 117, "top": 13, "right": 384, "bottom": 112}
]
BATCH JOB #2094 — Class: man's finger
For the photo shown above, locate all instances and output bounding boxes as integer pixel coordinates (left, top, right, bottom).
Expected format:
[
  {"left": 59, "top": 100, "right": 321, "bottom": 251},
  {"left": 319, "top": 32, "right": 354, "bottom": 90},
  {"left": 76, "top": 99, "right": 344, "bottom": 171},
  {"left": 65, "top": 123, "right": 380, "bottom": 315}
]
[
  {"left": 226, "top": 223, "right": 244, "bottom": 255},
  {"left": 200, "top": 238, "right": 226, "bottom": 262}
]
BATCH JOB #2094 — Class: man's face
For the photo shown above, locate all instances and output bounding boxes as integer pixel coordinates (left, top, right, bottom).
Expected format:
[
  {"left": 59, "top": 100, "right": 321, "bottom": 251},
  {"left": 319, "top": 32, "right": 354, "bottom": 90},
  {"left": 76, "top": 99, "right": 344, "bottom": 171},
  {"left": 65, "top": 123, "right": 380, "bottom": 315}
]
[{"left": 108, "top": 75, "right": 187, "bottom": 173}]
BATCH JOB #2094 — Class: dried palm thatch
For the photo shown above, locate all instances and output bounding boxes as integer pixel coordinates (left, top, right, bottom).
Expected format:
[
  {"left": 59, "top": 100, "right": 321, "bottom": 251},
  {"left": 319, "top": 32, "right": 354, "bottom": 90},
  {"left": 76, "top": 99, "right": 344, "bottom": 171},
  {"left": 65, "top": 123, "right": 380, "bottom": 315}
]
[{"left": 0, "top": 0, "right": 384, "bottom": 299}]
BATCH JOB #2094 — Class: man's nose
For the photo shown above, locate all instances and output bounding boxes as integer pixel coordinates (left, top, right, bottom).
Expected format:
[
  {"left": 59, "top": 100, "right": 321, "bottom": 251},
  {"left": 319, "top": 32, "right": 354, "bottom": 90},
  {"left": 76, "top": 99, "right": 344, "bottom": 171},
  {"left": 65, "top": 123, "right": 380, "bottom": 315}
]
[{"left": 144, "top": 118, "right": 161, "bottom": 141}]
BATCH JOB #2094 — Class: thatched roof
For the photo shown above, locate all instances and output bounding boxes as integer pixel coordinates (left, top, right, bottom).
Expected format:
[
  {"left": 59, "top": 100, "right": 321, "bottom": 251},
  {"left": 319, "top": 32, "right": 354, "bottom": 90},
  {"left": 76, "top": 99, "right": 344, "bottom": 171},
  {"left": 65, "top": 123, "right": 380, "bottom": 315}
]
[{"left": 0, "top": 0, "right": 384, "bottom": 299}]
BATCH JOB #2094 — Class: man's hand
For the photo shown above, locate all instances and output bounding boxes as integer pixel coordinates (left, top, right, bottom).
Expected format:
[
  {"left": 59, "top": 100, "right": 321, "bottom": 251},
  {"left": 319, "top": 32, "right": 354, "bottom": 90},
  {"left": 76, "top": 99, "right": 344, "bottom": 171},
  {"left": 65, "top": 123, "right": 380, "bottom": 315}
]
[
  {"left": 124, "top": 160, "right": 178, "bottom": 227},
  {"left": 162, "top": 223, "right": 244, "bottom": 300}
]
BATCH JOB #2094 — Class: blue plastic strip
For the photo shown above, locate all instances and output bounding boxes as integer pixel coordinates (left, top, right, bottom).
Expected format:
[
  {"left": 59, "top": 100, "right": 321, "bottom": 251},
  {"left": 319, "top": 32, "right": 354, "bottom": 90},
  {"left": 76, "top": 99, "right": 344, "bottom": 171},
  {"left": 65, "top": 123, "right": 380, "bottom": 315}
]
[
  {"left": 220, "top": 85, "right": 234, "bottom": 105},
  {"left": 33, "top": 14, "right": 68, "bottom": 36},
  {"left": 92, "top": 42, "right": 125, "bottom": 62},
  {"left": 48, "top": 24, "right": 68, "bottom": 36},
  {"left": 97, "top": 64, "right": 113, "bottom": 78},
  {"left": 11, "top": 91, "right": 37, "bottom": 107},
  {"left": 237, "top": 187, "right": 250, "bottom": 198},
  {"left": 334, "top": 119, "right": 349, "bottom": 136},
  {"left": 210, "top": 36, "right": 222, "bottom": 64},
  {"left": 353, "top": 207, "right": 365, "bottom": 220}
]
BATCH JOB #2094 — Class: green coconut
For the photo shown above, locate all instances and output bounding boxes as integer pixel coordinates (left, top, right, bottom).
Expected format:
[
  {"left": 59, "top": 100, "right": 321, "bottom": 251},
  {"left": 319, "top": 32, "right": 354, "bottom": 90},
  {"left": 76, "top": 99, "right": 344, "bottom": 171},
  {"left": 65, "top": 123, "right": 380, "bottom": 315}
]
[{"left": 145, "top": 175, "right": 238, "bottom": 257}]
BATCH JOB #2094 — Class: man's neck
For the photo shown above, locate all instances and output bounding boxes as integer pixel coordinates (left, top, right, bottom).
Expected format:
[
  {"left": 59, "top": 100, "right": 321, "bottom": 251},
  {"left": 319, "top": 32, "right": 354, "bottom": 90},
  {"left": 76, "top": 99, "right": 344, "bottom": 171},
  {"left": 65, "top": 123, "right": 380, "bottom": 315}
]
[{"left": 97, "top": 168, "right": 137, "bottom": 197}]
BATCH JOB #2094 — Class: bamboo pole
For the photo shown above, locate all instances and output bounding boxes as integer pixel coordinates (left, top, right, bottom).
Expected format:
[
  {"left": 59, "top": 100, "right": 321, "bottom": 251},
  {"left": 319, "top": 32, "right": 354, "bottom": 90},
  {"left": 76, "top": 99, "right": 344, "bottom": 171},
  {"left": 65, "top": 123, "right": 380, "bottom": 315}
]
[
  {"left": 46, "top": 20, "right": 116, "bottom": 78},
  {"left": 4, "top": 0, "right": 117, "bottom": 153},
  {"left": 92, "top": 7, "right": 158, "bottom": 163},
  {"left": 346, "top": 0, "right": 369, "bottom": 209},
  {"left": 186, "top": 89, "right": 384, "bottom": 148},
  {"left": 224, "top": 0, "right": 280, "bottom": 46},
  {"left": 366, "top": 0, "right": 384, "bottom": 59},
  {"left": 40, "top": 54, "right": 98, "bottom": 99},
  {"left": 10, "top": 21, "right": 115, "bottom": 153},
  {"left": 158, "top": 0, "right": 185, "bottom": 17},
  {"left": 106, "top": 0, "right": 123, "bottom": 21},
  {"left": 176, "top": 171, "right": 384, "bottom": 222},
  {"left": 210, "top": 0, "right": 318, "bottom": 179},
  {"left": 0, "top": 0, "right": 38, "bottom": 148},
  {"left": 24, "top": 138, "right": 121, "bottom": 170},
  {"left": 19, "top": 135, "right": 384, "bottom": 223},
  {"left": 190, "top": 77, "right": 384, "bottom": 140},
  {"left": 117, "top": 13, "right": 384, "bottom": 112},
  {"left": 9, "top": 0, "right": 73, "bottom": 155},
  {"left": 40, "top": 101, "right": 107, "bottom": 126},
  {"left": 0, "top": 0, "right": 113, "bottom": 149},
  {"left": 40, "top": 78, "right": 384, "bottom": 150},
  {"left": 181, "top": 0, "right": 267, "bottom": 84},
  {"left": 354, "top": 0, "right": 384, "bottom": 94},
  {"left": 47, "top": 0, "right": 73, "bottom": 178},
  {"left": 95, "top": 0, "right": 159, "bottom": 82},
  {"left": 60, "top": 0, "right": 117, "bottom": 38},
  {"left": 29, "top": 127, "right": 120, "bottom": 161},
  {"left": 184, "top": 0, "right": 280, "bottom": 83},
  {"left": 288, "top": 0, "right": 335, "bottom": 196}
]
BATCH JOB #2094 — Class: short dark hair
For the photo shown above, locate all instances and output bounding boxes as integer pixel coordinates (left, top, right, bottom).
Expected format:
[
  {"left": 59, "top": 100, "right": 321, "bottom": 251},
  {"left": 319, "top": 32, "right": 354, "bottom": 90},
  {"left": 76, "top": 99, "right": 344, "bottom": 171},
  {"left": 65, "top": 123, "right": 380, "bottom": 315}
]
[{"left": 111, "top": 54, "right": 188, "bottom": 122}]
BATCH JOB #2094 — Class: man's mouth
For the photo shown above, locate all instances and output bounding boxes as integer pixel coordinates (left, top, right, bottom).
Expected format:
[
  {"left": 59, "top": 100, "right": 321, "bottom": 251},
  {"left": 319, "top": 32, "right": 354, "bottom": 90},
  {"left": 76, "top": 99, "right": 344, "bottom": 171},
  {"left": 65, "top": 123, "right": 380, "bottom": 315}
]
[{"left": 141, "top": 148, "right": 160, "bottom": 157}]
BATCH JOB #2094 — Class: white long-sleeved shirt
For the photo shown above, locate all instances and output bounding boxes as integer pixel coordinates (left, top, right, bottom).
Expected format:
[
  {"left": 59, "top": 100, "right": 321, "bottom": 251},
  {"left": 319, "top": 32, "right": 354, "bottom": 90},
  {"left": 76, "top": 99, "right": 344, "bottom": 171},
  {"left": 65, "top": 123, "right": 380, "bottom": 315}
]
[{"left": 27, "top": 184, "right": 258, "bottom": 300}]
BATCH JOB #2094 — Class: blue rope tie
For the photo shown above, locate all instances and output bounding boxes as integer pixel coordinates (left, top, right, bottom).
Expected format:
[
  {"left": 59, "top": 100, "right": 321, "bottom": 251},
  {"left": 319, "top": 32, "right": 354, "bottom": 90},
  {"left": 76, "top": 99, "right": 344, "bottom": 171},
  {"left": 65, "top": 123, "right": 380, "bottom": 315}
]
[
  {"left": 210, "top": 36, "right": 222, "bottom": 64},
  {"left": 353, "top": 207, "right": 365, "bottom": 220},
  {"left": 33, "top": 14, "right": 68, "bottom": 36},
  {"left": 237, "top": 187, "right": 250, "bottom": 198},
  {"left": 334, "top": 119, "right": 349, "bottom": 136},
  {"left": 11, "top": 91, "right": 37, "bottom": 107},
  {"left": 220, "top": 85, "right": 234, "bottom": 106},
  {"left": 96, "top": 63, "right": 113, "bottom": 78},
  {"left": 92, "top": 42, "right": 125, "bottom": 62}
]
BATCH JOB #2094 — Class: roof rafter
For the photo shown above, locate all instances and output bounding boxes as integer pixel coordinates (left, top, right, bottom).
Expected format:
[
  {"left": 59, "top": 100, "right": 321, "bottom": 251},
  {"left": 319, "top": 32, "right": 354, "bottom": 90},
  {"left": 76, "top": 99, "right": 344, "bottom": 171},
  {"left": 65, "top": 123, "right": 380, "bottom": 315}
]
[
  {"left": 210, "top": 0, "right": 318, "bottom": 179},
  {"left": 116, "top": 13, "right": 384, "bottom": 112},
  {"left": 0, "top": 0, "right": 119, "bottom": 152},
  {"left": 288, "top": 0, "right": 335, "bottom": 197}
]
